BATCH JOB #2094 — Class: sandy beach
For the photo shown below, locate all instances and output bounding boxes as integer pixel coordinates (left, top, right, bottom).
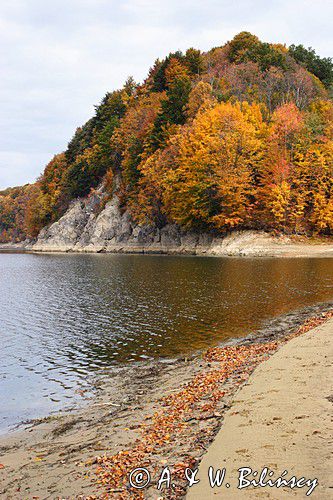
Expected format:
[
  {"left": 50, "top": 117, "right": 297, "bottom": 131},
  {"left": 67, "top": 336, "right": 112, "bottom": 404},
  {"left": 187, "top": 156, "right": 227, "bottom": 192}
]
[
  {"left": 187, "top": 317, "right": 333, "bottom": 499},
  {"left": 0, "top": 304, "right": 332, "bottom": 499}
]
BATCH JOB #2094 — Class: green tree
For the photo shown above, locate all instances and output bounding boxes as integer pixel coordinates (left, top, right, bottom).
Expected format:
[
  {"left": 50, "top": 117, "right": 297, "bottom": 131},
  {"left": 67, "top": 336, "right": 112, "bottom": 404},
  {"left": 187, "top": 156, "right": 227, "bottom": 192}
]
[
  {"left": 149, "top": 68, "right": 191, "bottom": 149},
  {"left": 289, "top": 44, "right": 333, "bottom": 88}
]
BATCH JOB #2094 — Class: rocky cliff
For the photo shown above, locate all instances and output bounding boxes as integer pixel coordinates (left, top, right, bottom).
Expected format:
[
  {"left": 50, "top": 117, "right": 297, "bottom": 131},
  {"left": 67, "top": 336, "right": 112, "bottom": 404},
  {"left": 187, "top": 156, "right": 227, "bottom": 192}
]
[
  {"left": 28, "top": 189, "right": 269, "bottom": 255},
  {"left": 24, "top": 191, "right": 332, "bottom": 257}
]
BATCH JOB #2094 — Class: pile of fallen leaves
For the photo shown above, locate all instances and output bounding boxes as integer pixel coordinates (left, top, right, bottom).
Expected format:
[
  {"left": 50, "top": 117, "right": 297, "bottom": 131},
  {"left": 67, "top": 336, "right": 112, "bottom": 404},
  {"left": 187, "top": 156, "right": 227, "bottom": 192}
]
[{"left": 88, "top": 310, "right": 333, "bottom": 499}]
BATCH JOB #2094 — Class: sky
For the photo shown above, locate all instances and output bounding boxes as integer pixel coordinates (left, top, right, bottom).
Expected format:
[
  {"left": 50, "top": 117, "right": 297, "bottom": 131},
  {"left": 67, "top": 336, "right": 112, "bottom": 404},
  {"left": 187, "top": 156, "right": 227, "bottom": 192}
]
[{"left": 0, "top": 0, "right": 332, "bottom": 190}]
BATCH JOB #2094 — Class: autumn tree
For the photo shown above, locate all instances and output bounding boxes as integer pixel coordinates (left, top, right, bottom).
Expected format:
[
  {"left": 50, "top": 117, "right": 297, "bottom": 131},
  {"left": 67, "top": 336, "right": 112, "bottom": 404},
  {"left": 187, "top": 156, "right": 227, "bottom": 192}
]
[
  {"left": 227, "top": 32, "right": 287, "bottom": 71},
  {"left": 257, "top": 103, "right": 304, "bottom": 231},
  {"left": 148, "top": 60, "right": 192, "bottom": 149},
  {"left": 186, "top": 81, "right": 217, "bottom": 119},
  {"left": 143, "top": 102, "right": 264, "bottom": 230},
  {"left": 111, "top": 93, "right": 164, "bottom": 189},
  {"left": 1, "top": 33, "right": 332, "bottom": 242}
]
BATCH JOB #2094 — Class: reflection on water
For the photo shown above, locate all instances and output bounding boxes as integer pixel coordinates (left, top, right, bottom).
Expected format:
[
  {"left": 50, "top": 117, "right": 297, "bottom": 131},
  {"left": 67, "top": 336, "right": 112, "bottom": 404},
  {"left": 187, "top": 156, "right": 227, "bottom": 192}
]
[{"left": 0, "top": 253, "right": 332, "bottom": 432}]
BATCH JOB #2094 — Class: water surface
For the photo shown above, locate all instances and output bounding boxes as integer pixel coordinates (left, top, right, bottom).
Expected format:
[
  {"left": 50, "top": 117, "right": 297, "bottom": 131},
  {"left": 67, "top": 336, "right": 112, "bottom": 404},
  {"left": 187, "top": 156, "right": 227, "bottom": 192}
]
[{"left": 0, "top": 253, "right": 332, "bottom": 432}]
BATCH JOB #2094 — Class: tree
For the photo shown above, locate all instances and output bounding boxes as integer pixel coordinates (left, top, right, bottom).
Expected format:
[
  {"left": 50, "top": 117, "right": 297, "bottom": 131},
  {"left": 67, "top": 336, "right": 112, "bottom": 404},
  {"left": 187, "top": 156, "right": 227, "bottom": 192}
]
[
  {"left": 65, "top": 145, "right": 107, "bottom": 198},
  {"left": 270, "top": 102, "right": 304, "bottom": 157},
  {"left": 289, "top": 44, "right": 333, "bottom": 88},
  {"left": 147, "top": 51, "right": 185, "bottom": 92},
  {"left": 227, "top": 32, "right": 287, "bottom": 71},
  {"left": 65, "top": 118, "right": 96, "bottom": 164},
  {"left": 156, "top": 102, "right": 264, "bottom": 230},
  {"left": 111, "top": 93, "right": 164, "bottom": 188},
  {"left": 228, "top": 32, "right": 261, "bottom": 63},
  {"left": 311, "top": 191, "right": 333, "bottom": 233},
  {"left": 184, "top": 48, "right": 204, "bottom": 75},
  {"left": 148, "top": 67, "right": 191, "bottom": 150},
  {"left": 186, "top": 81, "right": 216, "bottom": 119},
  {"left": 1, "top": 32, "right": 333, "bottom": 242},
  {"left": 24, "top": 184, "right": 54, "bottom": 237},
  {"left": 94, "top": 90, "right": 127, "bottom": 131},
  {"left": 294, "top": 141, "right": 333, "bottom": 233}
]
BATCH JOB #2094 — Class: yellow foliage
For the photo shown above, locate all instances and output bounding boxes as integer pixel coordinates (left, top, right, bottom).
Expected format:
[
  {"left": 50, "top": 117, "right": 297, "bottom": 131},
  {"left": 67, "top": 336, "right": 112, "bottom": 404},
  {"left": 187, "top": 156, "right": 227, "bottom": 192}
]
[{"left": 136, "top": 101, "right": 265, "bottom": 230}]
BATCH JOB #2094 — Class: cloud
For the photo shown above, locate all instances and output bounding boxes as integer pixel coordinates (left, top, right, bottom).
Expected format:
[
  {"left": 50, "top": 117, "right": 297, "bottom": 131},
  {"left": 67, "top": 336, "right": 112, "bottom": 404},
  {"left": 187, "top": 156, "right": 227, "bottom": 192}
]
[{"left": 0, "top": 0, "right": 332, "bottom": 189}]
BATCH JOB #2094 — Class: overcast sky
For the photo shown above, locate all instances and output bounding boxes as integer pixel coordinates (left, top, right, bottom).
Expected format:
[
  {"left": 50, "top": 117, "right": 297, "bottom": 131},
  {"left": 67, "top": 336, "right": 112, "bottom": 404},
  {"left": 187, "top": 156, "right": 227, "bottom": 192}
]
[{"left": 0, "top": 0, "right": 332, "bottom": 190}]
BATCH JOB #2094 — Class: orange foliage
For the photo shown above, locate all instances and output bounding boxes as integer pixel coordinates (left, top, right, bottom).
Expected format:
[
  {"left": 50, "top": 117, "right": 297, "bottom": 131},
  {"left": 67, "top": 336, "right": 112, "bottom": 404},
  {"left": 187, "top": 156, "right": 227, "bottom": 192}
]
[{"left": 1, "top": 33, "right": 332, "bottom": 241}]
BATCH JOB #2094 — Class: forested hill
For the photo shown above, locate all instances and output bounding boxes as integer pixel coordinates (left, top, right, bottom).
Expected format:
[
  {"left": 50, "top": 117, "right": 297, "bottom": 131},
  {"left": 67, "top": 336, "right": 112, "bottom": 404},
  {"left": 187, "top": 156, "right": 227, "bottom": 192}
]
[{"left": 1, "top": 32, "right": 333, "bottom": 243}]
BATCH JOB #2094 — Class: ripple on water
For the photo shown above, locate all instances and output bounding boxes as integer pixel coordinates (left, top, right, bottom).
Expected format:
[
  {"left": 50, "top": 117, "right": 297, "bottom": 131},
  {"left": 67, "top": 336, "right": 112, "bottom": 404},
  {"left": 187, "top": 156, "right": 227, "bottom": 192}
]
[{"left": 0, "top": 252, "right": 332, "bottom": 433}]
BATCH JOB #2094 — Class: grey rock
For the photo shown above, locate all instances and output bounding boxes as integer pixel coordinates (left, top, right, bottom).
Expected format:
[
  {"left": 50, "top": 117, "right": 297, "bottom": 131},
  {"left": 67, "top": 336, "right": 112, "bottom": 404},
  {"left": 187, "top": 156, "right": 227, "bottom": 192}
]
[{"left": 28, "top": 188, "right": 330, "bottom": 257}]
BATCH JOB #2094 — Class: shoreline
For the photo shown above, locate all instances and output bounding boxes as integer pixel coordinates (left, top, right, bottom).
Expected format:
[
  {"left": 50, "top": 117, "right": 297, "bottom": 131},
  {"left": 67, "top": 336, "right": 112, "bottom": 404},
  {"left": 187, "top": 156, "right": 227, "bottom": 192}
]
[
  {"left": 1, "top": 247, "right": 333, "bottom": 259},
  {"left": 0, "top": 303, "right": 332, "bottom": 498}
]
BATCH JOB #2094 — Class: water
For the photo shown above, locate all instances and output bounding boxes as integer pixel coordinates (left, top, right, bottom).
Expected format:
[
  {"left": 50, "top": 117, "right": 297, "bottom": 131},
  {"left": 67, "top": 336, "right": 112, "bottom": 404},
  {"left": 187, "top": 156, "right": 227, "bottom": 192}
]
[{"left": 0, "top": 253, "right": 332, "bottom": 433}]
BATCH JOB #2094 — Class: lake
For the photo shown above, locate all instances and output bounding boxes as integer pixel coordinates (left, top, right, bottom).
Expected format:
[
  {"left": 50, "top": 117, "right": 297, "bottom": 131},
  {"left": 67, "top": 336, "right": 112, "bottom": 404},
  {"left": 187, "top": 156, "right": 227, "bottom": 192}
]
[{"left": 0, "top": 253, "right": 332, "bottom": 433}]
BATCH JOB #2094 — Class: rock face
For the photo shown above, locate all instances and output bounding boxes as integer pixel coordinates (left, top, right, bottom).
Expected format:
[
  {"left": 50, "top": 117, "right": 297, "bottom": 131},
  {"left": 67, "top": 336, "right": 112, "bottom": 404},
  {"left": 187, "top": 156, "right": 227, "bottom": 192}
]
[
  {"left": 28, "top": 191, "right": 333, "bottom": 257},
  {"left": 31, "top": 191, "right": 275, "bottom": 256},
  {"left": 4, "top": 203, "right": 333, "bottom": 257}
]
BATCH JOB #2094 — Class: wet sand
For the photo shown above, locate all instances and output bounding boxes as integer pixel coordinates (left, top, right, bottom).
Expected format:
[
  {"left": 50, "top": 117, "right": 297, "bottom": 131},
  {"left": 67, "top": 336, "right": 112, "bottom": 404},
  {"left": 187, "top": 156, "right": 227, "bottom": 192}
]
[{"left": 0, "top": 304, "right": 332, "bottom": 499}]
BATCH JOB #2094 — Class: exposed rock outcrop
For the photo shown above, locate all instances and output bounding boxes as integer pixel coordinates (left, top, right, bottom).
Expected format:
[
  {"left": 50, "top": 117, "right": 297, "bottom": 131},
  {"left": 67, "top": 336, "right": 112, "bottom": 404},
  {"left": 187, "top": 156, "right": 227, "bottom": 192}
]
[
  {"left": 30, "top": 190, "right": 266, "bottom": 255},
  {"left": 0, "top": 189, "right": 329, "bottom": 257}
]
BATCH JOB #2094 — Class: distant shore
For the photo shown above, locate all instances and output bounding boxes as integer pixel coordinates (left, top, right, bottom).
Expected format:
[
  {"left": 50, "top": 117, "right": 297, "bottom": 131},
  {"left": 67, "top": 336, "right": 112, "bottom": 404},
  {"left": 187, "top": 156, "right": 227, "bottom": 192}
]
[
  {"left": 0, "top": 231, "right": 333, "bottom": 258},
  {"left": 0, "top": 303, "right": 332, "bottom": 498}
]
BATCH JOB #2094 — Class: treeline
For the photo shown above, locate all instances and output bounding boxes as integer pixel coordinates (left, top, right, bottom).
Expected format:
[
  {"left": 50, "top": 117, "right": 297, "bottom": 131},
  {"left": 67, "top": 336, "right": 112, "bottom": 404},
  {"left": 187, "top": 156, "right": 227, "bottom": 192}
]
[{"left": 1, "top": 32, "right": 332, "bottom": 242}]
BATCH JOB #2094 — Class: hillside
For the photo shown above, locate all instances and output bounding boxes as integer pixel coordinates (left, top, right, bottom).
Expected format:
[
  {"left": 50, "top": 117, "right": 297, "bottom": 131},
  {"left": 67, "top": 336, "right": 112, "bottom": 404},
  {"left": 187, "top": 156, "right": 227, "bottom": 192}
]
[{"left": 1, "top": 32, "right": 333, "bottom": 244}]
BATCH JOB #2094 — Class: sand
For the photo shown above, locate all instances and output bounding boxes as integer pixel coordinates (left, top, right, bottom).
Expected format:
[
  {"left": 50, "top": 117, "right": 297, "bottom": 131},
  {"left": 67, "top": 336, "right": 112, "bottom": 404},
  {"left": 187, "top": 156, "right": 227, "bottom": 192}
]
[
  {"left": 0, "top": 357, "right": 207, "bottom": 498},
  {"left": 0, "top": 306, "right": 332, "bottom": 499},
  {"left": 187, "top": 318, "right": 333, "bottom": 499}
]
